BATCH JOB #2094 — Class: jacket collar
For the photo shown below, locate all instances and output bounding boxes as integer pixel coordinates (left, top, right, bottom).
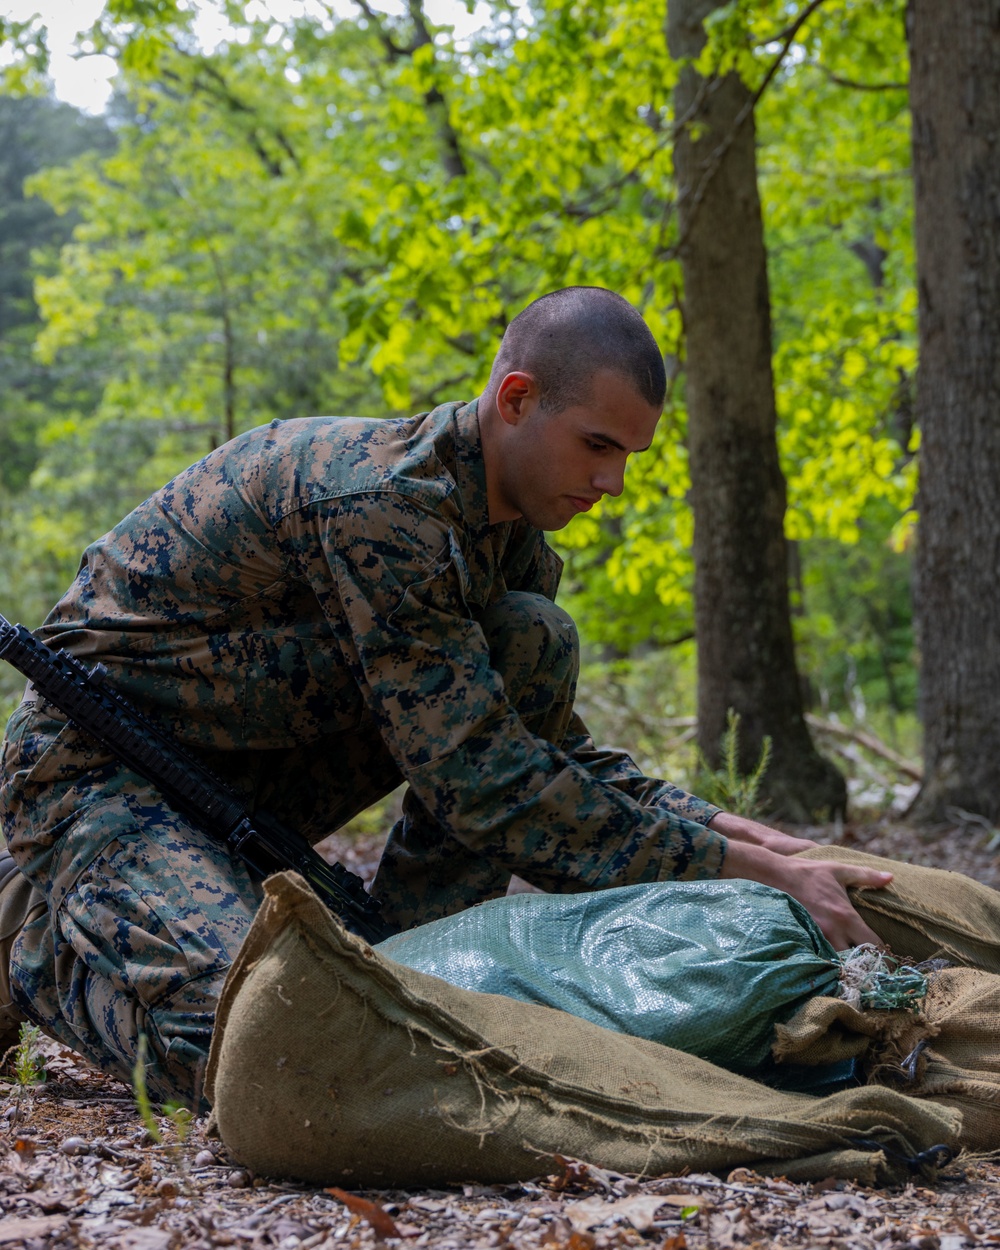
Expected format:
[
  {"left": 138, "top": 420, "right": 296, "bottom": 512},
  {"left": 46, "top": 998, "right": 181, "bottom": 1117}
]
[{"left": 451, "top": 398, "right": 495, "bottom": 537}]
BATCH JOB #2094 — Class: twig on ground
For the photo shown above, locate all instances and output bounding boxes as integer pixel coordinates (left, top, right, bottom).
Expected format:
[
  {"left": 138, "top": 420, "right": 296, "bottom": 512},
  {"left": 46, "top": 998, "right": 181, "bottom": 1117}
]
[
  {"left": 648, "top": 1175, "right": 802, "bottom": 1204},
  {"left": 805, "top": 715, "right": 922, "bottom": 781}
]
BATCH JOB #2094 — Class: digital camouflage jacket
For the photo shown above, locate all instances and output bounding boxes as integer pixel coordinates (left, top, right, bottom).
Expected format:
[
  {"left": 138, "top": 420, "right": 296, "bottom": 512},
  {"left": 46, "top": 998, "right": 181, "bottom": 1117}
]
[{"left": 26, "top": 399, "right": 725, "bottom": 889}]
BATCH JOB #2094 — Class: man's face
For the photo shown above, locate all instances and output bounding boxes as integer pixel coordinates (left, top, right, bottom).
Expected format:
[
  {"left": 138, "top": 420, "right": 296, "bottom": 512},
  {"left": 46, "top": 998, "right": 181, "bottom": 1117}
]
[{"left": 489, "top": 368, "right": 661, "bottom": 531}]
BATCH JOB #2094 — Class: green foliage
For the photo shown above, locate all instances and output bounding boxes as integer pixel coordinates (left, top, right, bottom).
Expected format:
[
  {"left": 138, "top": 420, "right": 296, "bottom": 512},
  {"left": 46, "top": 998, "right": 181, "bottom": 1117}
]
[
  {"left": 132, "top": 1035, "right": 192, "bottom": 1146},
  {"left": 694, "top": 710, "right": 773, "bottom": 820},
  {"left": 796, "top": 514, "right": 918, "bottom": 733},
  {"left": 8, "top": 1023, "right": 45, "bottom": 1088},
  {"left": 131, "top": 1035, "right": 159, "bottom": 1141},
  {"left": 0, "top": 0, "right": 923, "bottom": 790},
  {"left": 0, "top": 96, "right": 119, "bottom": 650},
  {"left": 0, "top": 17, "right": 50, "bottom": 94},
  {"left": 576, "top": 646, "right": 700, "bottom": 782}
]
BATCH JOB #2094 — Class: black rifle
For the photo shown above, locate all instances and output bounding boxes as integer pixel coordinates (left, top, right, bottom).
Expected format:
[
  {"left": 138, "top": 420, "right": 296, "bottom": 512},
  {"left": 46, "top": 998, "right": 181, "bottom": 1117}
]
[{"left": 0, "top": 612, "right": 390, "bottom": 944}]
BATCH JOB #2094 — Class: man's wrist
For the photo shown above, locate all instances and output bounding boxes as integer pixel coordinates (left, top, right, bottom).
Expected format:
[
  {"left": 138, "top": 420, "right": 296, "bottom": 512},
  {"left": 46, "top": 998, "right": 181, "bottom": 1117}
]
[
  {"left": 708, "top": 811, "right": 756, "bottom": 842},
  {"left": 708, "top": 812, "right": 819, "bottom": 858},
  {"left": 717, "top": 837, "right": 788, "bottom": 890}
]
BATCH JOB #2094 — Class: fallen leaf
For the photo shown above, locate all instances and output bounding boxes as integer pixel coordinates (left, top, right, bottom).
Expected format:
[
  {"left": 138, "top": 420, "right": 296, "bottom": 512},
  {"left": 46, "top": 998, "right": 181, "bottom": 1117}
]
[
  {"left": 810, "top": 1176, "right": 842, "bottom": 1193},
  {"left": 725, "top": 1168, "right": 761, "bottom": 1185},
  {"left": 406, "top": 1197, "right": 452, "bottom": 1212},
  {"left": 707, "top": 1211, "right": 746, "bottom": 1250},
  {"left": 658, "top": 1195, "right": 708, "bottom": 1210},
  {"left": 473, "top": 1207, "right": 522, "bottom": 1224},
  {"left": 543, "top": 1230, "right": 595, "bottom": 1250},
  {"left": 82, "top": 1188, "right": 136, "bottom": 1216},
  {"left": 326, "top": 1186, "right": 402, "bottom": 1238},
  {"left": 545, "top": 1156, "right": 632, "bottom": 1195},
  {"left": 547, "top": 1156, "right": 599, "bottom": 1192},
  {"left": 564, "top": 1194, "right": 677, "bottom": 1233},
  {"left": 0, "top": 1215, "right": 69, "bottom": 1245},
  {"left": 269, "top": 1218, "right": 311, "bottom": 1241},
  {"left": 118, "top": 1228, "right": 179, "bottom": 1250},
  {"left": 22, "top": 1190, "right": 73, "bottom": 1214}
]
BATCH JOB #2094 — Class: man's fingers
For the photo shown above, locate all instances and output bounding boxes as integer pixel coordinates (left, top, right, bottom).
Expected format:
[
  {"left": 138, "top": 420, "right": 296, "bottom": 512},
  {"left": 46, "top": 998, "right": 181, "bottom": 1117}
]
[
  {"left": 785, "top": 860, "right": 892, "bottom": 950},
  {"left": 834, "top": 911, "right": 885, "bottom": 951},
  {"left": 717, "top": 845, "right": 894, "bottom": 951},
  {"left": 834, "top": 866, "right": 892, "bottom": 949},
  {"left": 833, "top": 865, "right": 894, "bottom": 892},
  {"left": 814, "top": 895, "right": 886, "bottom": 951}
]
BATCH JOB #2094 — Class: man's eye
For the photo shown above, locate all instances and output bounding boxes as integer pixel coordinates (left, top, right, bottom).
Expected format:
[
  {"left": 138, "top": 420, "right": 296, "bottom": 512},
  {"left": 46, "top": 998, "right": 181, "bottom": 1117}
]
[{"left": 586, "top": 440, "right": 607, "bottom": 452}]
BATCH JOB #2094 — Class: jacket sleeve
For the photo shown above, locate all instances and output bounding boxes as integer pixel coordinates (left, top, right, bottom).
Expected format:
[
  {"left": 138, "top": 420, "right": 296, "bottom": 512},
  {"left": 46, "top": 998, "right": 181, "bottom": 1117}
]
[
  {"left": 501, "top": 524, "right": 723, "bottom": 833},
  {"left": 323, "top": 493, "right": 727, "bottom": 891}
]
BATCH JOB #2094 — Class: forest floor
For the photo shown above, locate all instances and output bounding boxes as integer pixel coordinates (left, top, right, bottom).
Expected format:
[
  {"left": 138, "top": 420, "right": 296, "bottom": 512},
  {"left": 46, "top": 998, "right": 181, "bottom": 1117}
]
[{"left": 1, "top": 817, "right": 999, "bottom": 1250}]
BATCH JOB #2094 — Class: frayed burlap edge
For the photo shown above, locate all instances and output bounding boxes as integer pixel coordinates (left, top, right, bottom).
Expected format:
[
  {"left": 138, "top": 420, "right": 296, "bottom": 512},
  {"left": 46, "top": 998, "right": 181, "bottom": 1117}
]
[{"left": 206, "top": 874, "right": 963, "bottom": 1186}]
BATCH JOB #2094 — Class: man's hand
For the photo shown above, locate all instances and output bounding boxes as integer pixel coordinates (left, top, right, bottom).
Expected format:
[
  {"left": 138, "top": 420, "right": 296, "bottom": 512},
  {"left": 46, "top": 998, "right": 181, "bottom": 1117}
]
[
  {"left": 708, "top": 811, "right": 819, "bottom": 856},
  {"left": 717, "top": 837, "right": 893, "bottom": 951}
]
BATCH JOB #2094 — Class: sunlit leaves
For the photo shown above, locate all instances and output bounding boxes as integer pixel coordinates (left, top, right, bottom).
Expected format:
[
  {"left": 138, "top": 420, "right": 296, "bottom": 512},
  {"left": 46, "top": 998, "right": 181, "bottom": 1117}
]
[
  {"left": 0, "top": 16, "right": 51, "bottom": 93},
  {"left": 14, "top": 0, "right": 918, "bottom": 700},
  {"left": 776, "top": 296, "right": 917, "bottom": 543}
]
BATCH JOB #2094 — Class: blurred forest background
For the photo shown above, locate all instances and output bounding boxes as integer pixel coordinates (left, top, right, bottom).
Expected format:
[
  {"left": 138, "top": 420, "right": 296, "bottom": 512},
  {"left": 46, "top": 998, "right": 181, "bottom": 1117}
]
[{"left": 1, "top": 0, "right": 997, "bottom": 832}]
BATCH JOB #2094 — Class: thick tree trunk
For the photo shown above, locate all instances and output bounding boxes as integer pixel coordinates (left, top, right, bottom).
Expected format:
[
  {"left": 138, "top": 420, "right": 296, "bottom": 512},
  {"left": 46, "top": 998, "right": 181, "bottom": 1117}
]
[
  {"left": 667, "top": 0, "right": 845, "bottom": 821},
  {"left": 907, "top": 0, "right": 1000, "bottom": 824}
]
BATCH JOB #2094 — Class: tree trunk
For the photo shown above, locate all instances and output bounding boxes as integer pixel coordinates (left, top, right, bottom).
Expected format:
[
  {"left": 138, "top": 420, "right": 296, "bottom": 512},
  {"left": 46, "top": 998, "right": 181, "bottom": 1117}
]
[
  {"left": 667, "top": 0, "right": 846, "bottom": 821},
  {"left": 907, "top": 0, "right": 1000, "bottom": 824}
]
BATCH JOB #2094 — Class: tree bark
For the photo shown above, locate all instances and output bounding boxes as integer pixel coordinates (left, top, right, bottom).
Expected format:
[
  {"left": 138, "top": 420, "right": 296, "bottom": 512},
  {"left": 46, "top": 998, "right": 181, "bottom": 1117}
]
[
  {"left": 667, "top": 0, "right": 846, "bottom": 821},
  {"left": 907, "top": 0, "right": 1000, "bottom": 824}
]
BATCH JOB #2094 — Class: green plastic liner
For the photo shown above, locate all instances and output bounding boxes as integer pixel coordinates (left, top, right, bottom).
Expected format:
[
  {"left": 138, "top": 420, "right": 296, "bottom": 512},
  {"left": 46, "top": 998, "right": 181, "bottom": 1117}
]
[{"left": 377, "top": 879, "right": 842, "bottom": 1077}]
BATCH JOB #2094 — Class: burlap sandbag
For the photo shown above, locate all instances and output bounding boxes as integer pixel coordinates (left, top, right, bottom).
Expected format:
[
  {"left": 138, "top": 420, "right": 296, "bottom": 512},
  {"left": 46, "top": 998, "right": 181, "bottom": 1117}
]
[
  {"left": 795, "top": 846, "right": 1000, "bottom": 970},
  {"left": 776, "top": 966, "right": 1000, "bottom": 1153},
  {"left": 206, "top": 872, "right": 960, "bottom": 1188},
  {"left": 774, "top": 996, "right": 907, "bottom": 1069}
]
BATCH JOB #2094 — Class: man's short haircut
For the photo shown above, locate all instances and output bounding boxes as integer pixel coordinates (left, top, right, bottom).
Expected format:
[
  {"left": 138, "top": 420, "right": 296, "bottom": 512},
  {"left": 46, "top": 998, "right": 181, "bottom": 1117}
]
[{"left": 487, "top": 287, "right": 666, "bottom": 412}]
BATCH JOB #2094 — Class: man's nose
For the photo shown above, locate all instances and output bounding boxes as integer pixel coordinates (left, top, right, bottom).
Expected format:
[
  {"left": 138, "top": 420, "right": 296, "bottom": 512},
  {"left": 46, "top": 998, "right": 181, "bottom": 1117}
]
[{"left": 593, "top": 460, "right": 626, "bottom": 498}]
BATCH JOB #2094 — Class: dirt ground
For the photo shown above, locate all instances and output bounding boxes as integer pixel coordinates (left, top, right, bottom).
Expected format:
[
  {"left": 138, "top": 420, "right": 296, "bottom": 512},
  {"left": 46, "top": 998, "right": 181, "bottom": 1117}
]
[{"left": 2, "top": 817, "right": 999, "bottom": 1250}]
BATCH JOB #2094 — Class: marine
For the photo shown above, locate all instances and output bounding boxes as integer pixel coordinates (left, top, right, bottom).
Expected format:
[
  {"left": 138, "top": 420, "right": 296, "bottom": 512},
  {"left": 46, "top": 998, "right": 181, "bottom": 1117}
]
[{"left": 0, "top": 287, "right": 892, "bottom": 1106}]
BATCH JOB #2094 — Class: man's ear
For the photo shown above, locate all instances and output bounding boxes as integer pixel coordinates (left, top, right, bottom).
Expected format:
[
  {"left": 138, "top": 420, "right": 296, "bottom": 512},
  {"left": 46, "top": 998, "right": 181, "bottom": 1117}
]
[{"left": 495, "top": 371, "right": 540, "bottom": 427}]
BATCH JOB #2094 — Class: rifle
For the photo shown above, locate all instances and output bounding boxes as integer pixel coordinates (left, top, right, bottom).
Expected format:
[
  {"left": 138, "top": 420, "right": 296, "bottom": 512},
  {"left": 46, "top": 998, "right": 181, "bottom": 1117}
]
[{"left": 0, "top": 612, "right": 390, "bottom": 944}]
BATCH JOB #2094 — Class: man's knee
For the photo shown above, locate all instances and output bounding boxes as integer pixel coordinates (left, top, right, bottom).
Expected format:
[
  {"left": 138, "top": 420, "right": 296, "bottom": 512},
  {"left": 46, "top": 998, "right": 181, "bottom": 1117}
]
[
  {"left": 479, "top": 591, "right": 577, "bottom": 652},
  {"left": 478, "top": 592, "right": 579, "bottom": 722},
  {"left": 78, "top": 962, "right": 225, "bottom": 1108},
  {"left": 11, "top": 799, "right": 259, "bottom": 1107}
]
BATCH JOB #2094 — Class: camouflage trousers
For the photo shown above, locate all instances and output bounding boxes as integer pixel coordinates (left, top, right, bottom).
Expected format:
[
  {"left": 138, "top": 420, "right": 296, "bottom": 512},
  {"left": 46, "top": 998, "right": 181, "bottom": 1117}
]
[
  {"left": 0, "top": 590, "right": 705, "bottom": 1110},
  {"left": 0, "top": 591, "right": 649, "bottom": 1107}
]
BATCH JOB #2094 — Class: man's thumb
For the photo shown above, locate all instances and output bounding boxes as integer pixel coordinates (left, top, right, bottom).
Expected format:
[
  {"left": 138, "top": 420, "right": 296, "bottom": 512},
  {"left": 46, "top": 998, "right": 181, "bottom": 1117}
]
[{"left": 845, "top": 867, "right": 894, "bottom": 891}]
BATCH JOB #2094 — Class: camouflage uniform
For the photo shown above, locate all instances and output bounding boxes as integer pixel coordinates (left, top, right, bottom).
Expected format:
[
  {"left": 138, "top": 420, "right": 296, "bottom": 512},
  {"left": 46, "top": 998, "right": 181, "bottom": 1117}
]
[{"left": 0, "top": 400, "right": 724, "bottom": 1105}]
